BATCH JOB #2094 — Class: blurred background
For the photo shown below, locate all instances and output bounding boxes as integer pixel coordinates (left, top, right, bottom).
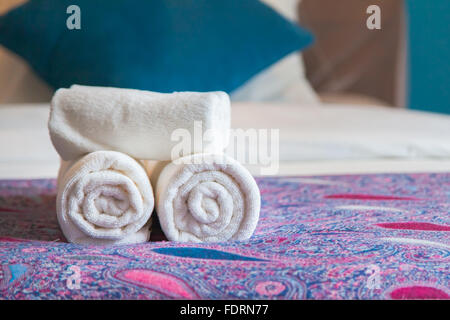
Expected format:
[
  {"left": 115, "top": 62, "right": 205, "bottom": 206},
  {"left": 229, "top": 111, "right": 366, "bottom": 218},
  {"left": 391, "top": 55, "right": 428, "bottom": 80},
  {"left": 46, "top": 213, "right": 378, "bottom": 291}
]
[
  {"left": 300, "top": 0, "right": 405, "bottom": 107},
  {"left": 0, "top": 0, "right": 449, "bottom": 114}
]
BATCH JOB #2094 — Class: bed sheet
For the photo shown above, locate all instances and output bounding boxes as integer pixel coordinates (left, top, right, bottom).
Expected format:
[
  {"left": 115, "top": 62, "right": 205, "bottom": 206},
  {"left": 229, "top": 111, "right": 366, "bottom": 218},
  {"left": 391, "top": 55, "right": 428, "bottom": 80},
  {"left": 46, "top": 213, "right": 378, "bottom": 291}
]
[
  {"left": 0, "top": 173, "right": 448, "bottom": 299},
  {"left": 0, "top": 103, "right": 450, "bottom": 178}
]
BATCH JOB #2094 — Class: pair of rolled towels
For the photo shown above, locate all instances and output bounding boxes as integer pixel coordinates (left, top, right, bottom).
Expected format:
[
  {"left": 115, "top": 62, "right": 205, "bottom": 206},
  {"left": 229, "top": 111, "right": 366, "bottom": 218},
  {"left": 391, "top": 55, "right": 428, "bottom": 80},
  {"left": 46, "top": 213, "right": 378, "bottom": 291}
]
[{"left": 49, "top": 85, "right": 260, "bottom": 245}]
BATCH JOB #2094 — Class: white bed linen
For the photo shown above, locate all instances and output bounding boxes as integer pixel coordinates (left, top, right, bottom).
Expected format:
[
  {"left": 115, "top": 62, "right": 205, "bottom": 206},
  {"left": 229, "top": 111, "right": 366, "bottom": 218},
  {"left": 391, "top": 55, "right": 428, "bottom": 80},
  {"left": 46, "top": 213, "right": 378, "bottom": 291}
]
[
  {"left": 231, "top": 102, "right": 450, "bottom": 161},
  {"left": 0, "top": 102, "right": 449, "bottom": 179}
]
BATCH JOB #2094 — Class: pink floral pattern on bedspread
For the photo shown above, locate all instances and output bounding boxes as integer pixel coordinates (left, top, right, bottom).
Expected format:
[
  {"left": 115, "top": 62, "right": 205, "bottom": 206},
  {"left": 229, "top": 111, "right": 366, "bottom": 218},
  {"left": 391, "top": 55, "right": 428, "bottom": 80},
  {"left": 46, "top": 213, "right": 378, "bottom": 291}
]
[{"left": 0, "top": 174, "right": 449, "bottom": 299}]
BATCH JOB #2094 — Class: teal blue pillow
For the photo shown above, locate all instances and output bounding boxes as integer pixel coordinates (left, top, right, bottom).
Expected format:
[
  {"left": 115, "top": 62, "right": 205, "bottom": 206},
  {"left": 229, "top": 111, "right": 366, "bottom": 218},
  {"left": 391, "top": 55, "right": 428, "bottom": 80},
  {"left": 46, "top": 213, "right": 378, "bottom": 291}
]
[
  {"left": 407, "top": 0, "right": 450, "bottom": 114},
  {"left": 0, "top": 0, "right": 313, "bottom": 93}
]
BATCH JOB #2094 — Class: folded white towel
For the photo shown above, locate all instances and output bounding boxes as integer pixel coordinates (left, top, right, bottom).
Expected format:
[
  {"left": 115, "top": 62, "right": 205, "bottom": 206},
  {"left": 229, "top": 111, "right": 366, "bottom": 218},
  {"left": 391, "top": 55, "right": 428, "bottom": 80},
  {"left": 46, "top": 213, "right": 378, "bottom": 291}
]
[
  {"left": 146, "top": 154, "right": 261, "bottom": 242},
  {"left": 48, "top": 85, "right": 231, "bottom": 161},
  {"left": 57, "top": 150, "right": 154, "bottom": 245}
]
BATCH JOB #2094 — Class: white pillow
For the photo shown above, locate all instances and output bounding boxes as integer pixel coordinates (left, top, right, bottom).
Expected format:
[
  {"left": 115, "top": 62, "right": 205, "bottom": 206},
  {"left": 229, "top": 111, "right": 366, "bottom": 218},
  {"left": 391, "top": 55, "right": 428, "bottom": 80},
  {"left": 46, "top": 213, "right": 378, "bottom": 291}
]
[
  {"left": 260, "top": 0, "right": 299, "bottom": 21},
  {"left": 231, "top": 0, "right": 319, "bottom": 104},
  {"left": 230, "top": 52, "right": 319, "bottom": 103}
]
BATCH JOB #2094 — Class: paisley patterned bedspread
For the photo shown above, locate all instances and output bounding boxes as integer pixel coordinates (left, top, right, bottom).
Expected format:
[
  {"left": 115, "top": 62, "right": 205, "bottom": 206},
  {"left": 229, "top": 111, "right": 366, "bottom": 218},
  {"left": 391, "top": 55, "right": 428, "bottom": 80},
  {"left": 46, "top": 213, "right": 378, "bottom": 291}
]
[{"left": 0, "top": 173, "right": 449, "bottom": 300}]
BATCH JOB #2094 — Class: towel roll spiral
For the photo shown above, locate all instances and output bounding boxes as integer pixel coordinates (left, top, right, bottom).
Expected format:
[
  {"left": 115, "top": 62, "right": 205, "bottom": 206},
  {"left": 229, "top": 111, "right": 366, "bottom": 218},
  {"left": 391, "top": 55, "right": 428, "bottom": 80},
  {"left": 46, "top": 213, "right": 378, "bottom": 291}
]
[
  {"left": 149, "top": 154, "right": 260, "bottom": 242},
  {"left": 57, "top": 151, "right": 154, "bottom": 245}
]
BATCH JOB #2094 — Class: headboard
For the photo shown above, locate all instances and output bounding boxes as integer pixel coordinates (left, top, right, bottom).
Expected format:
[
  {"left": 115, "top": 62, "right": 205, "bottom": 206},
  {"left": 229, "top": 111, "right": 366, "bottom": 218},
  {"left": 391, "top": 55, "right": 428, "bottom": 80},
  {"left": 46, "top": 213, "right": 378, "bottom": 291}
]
[{"left": 299, "top": 0, "right": 405, "bottom": 106}]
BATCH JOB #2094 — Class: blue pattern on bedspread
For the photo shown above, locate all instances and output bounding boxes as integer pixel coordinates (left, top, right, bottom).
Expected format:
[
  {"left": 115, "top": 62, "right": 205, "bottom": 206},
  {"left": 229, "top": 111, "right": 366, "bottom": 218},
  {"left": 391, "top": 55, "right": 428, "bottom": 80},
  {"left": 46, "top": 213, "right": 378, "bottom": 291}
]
[{"left": 0, "top": 174, "right": 449, "bottom": 299}]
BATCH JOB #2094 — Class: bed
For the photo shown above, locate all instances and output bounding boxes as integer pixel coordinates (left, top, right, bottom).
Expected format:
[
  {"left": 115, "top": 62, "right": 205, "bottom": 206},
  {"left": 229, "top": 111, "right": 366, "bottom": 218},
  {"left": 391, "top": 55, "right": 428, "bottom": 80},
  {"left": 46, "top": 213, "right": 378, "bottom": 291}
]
[{"left": 1, "top": 102, "right": 449, "bottom": 299}]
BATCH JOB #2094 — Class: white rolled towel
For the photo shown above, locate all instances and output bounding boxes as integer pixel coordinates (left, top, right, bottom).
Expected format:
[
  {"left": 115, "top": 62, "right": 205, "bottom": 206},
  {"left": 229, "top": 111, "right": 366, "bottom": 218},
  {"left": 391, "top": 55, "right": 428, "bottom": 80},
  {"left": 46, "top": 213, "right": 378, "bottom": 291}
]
[
  {"left": 57, "top": 151, "right": 154, "bottom": 245},
  {"left": 146, "top": 154, "right": 261, "bottom": 242},
  {"left": 49, "top": 85, "right": 230, "bottom": 161}
]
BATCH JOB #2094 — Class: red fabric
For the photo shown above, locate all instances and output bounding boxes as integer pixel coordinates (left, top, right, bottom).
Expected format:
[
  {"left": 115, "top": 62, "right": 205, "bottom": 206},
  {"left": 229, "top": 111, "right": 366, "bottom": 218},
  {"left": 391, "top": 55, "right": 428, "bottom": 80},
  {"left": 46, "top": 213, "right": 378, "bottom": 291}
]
[
  {"left": 377, "top": 222, "right": 450, "bottom": 231},
  {"left": 324, "top": 194, "right": 421, "bottom": 200}
]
